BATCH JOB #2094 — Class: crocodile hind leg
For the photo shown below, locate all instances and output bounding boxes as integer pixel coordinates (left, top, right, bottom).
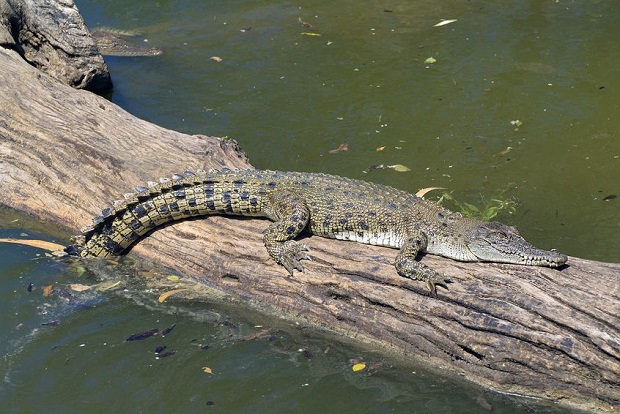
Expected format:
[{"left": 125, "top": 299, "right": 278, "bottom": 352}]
[
  {"left": 263, "top": 191, "right": 311, "bottom": 274},
  {"left": 395, "top": 233, "right": 452, "bottom": 296}
]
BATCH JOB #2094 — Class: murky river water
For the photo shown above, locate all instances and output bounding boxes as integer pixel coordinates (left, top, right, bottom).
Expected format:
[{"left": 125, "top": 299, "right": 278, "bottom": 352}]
[{"left": 2, "top": 0, "right": 619, "bottom": 412}]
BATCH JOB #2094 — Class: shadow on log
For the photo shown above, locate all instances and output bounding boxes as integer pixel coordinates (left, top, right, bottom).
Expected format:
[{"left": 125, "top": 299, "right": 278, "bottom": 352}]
[{"left": 0, "top": 6, "right": 618, "bottom": 413}]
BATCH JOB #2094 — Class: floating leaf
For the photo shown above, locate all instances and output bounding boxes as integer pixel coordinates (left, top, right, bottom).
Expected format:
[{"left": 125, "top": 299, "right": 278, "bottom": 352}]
[
  {"left": 510, "top": 119, "right": 522, "bottom": 126},
  {"left": 301, "top": 32, "right": 321, "bottom": 36},
  {"left": 0, "top": 238, "right": 65, "bottom": 252},
  {"left": 156, "top": 350, "right": 177, "bottom": 358},
  {"left": 126, "top": 329, "right": 159, "bottom": 342},
  {"left": 70, "top": 283, "right": 92, "bottom": 292},
  {"left": 298, "top": 17, "right": 317, "bottom": 31},
  {"left": 209, "top": 56, "right": 222, "bottom": 62},
  {"left": 43, "top": 285, "right": 54, "bottom": 297},
  {"left": 158, "top": 288, "right": 190, "bottom": 303},
  {"left": 415, "top": 187, "right": 446, "bottom": 198},
  {"left": 352, "top": 363, "right": 366, "bottom": 372},
  {"left": 434, "top": 19, "right": 457, "bottom": 27},
  {"left": 98, "top": 280, "right": 121, "bottom": 291},
  {"left": 363, "top": 164, "right": 384, "bottom": 173},
  {"left": 424, "top": 57, "right": 437, "bottom": 64},
  {"left": 167, "top": 275, "right": 181, "bottom": 282},
  {"left": 244, "top": 329, "right": 270, "bottom": 341},
  {"left": 389, "top": 164, "right": 411, "bottom": 172},
  {"left": 202, "top": 366, "right": 214, "bottom": 374},
  {"left": 328, "top": 143, "right": 349, "bottom": 154},
  {"left": 376, "top": 146, "right": 385, "bottom": 151},
  {"left": 162, "top": 323, "right": 177, "bottom": 336}
]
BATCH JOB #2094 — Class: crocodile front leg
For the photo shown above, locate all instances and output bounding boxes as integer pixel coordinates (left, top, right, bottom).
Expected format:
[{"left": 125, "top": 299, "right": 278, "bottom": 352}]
[
  {"left": 263, "top": 191, "right": 311, "bottom": 274},
  {"left": 395, "top": 233, "right": 452, "bottom": 296}
]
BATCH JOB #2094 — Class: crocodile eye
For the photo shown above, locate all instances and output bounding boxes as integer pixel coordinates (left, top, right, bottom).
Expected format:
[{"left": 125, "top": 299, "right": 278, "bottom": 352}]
[{"left": 495, "top": 231, "right": 508, "bottom": 239}]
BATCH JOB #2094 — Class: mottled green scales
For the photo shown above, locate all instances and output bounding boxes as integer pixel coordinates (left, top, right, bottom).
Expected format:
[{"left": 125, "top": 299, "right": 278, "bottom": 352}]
[{"left": 67, "top": 169, "right": 567, "bottom": 295}]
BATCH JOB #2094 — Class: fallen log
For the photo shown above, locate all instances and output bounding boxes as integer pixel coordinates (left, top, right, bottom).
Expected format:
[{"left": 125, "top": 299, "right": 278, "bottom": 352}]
[{"left": 0, "top": 9, "right": 618, "bottom": 414}]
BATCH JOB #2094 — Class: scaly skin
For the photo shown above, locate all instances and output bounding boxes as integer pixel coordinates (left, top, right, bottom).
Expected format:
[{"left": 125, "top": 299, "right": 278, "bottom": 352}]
[{"left": 66, "top": 169, "right": 568, "bottom": 296}]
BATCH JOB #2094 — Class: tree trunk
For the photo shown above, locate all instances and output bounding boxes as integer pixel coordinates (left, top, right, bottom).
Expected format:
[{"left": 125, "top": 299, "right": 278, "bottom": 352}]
[{"left": 0, "top": 8, "right": 618, "bottom": 414}]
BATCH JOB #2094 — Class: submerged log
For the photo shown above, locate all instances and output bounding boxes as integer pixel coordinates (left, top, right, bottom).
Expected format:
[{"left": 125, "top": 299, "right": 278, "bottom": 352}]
[{"left": 0, "top": 12, "right": 618, "bottom": 414}]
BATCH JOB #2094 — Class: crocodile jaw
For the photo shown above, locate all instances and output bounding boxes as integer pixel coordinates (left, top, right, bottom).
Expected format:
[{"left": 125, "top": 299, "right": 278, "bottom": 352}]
[{"left": 463, "top": 221, "right": 568, "bottom": 267}]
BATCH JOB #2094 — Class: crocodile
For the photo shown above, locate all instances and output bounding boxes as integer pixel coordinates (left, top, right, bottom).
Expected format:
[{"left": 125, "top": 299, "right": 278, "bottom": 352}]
[
  {"left": 91, "top": 28, "right": 164, "bottom": 57},
  {"left": 65, "top": 169, "right": 568, "bottom": 295}
]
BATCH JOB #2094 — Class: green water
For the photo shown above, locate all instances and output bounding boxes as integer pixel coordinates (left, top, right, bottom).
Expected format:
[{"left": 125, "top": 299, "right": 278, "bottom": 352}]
[{"left": 2, "top": 0, "right": 619, "bottom": 412}]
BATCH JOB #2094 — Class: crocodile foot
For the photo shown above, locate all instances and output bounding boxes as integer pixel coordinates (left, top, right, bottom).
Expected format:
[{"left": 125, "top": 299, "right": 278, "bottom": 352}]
[
  {"left": 265, "top": 240, "right": 311, "bottom": 274},
  {"left": 395, "top": 257, "right": 451, "bottom": 297}
]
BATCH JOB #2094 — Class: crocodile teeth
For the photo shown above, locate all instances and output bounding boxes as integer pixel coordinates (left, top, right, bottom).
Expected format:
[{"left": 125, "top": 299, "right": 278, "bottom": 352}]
[
  {"left": 80, "top": 225, "right": 95, "bottom": 233},
  {"left": 147, "top": 181, "right": 158, "bottom": 188},
  {"left": 135, "top": 186, "right": 148, "bottom": 193},
  {"left": 196, "top": 169, "right": 206, "bottom": 175},
  {"left": 123, "top": 192, "right": 135, "bottom": 199},
  {"left": 172, "top": 173, "right": 184, "bottom": 181},
  {"left": 101, "top": 207, "right": 113, "bottom": 217},
  {"left": 184, "top": 171, "right": 195, "bottom": 177},
  {"left": 160, "top": 177, "right": 170, "bottom": 183},
  {"left": 112, "top": 199, "right": 124, "bottom": 208},
  {"left": 92, "top": 215, "right": 104, "bottom": 225}
]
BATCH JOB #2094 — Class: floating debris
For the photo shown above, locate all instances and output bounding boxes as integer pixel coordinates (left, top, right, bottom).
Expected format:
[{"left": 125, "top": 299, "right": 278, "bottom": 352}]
[
  {"left": 298, "top": 17, "right": 317, "bottom": 31},
  {"left": 352, "top": 362, "right": 366, "bottom": 372},
  {"left": 158, "top": 288, "right": 189, "bottom": 303},
  {"left": 434, "top": 19, "right": 457, "bottom": 27},
  {"left": 162, "top": 323, "right": 177, "bottom": 336},
  {"left": 125, "top": 328, "right": 159, "bottom": 341},
  {"left": 328, "top": 143, "right": 349, "bottom": 154},
  {"left": 156, "top": 350, "right": 177, "bottom": 359}
]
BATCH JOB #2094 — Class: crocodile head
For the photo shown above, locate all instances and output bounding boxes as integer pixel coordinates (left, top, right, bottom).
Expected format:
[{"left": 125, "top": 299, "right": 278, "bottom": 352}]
[{"left": 462, "top": 220, "right": 568, "bottom": 267}]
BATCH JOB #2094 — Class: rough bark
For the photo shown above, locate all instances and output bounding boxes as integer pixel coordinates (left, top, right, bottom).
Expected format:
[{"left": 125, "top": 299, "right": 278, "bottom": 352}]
[
  {"left": 0, "top": 0, "right": 111, "bottom": 91},
  {"left": 0, "top": 18, "right": 619, "bottom": 414}
]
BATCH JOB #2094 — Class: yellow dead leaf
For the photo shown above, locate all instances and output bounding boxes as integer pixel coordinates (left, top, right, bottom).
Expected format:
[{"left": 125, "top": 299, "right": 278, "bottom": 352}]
[
  {"left": 167, "top": 275, "right": 181, "bottom": 282},
  {"left": 424, "top": 57, "right": 437, "bottom": 64},
  {"left": 415, "top": 187, "right": 446, "bottom": 198},
  {"left": 210, "top": 56, "right": 222, "bottom": 62},
  {"left": 352, "top": 363, "right": 366, "bottom": 372},
  {"left": 376, "top": 146, "right": 385, "bottom": 151},
  {"left": 70, "top": 283, "right": 92, "bottom": 292},
  {"left": 301, "top": 32, "right": 321, "bottom": 36},
  {"left": 158, "top": 288, "right": 189, "bottom": 303},
  {"left": 0, "top": 238, "right": 65, "bottom": 252},
  {"left": 202, "top": 366, "right": 214, "bottom": 374}
]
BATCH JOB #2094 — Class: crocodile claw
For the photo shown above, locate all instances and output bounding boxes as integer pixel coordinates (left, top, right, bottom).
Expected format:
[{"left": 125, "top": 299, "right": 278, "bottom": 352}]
[
  {"left": 426, "top": 275, "right": 452, "bottom": 298},
  {"left": 266, "top": 240, "right": 310, "bottom": 275}
]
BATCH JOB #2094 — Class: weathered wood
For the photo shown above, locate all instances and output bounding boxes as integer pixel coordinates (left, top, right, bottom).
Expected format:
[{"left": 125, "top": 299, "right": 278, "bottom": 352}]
[
  {"left": 0, "top": 14, "right": 618, "bottom": 414},
  {"left": 0, "top": 0, "right": 111, "bottom": 91}
]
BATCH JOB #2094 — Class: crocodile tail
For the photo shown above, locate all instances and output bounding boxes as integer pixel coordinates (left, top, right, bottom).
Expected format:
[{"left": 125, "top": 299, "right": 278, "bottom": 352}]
[{"left": 64, "top": 234, "right": 87, "bottom": 256}]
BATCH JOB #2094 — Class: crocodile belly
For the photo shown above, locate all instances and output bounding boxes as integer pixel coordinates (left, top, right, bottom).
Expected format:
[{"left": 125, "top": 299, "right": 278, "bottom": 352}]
[{"left": 332, "top": 230, "right": 402, "bottom": 248}]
